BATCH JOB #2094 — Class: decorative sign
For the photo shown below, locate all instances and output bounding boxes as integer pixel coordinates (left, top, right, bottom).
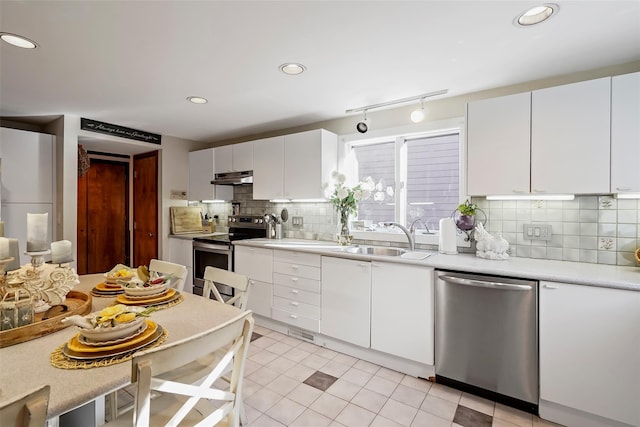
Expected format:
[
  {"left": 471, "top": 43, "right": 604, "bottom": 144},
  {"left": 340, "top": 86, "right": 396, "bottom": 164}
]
[{"left": 81, "top": 118, "right": 161, "bottom": 144}]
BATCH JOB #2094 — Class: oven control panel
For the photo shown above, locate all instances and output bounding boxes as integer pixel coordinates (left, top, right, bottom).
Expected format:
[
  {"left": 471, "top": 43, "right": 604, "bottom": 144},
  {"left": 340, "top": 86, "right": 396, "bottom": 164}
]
[{"left": 228, "top": 215, "right": 267, "bottom": 229}]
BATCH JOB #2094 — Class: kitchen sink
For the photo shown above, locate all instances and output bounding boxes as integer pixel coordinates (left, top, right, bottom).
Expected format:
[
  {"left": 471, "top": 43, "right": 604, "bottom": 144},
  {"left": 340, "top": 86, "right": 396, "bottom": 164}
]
[{"left": 335, "top": 246, "right": 408, "bottom": 257}]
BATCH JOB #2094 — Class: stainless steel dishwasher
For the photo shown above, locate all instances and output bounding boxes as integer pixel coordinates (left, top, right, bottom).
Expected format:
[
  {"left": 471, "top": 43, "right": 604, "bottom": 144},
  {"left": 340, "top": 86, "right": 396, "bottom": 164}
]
[{"left": 435, "top": 270, "right": 538, "bottom": 414}]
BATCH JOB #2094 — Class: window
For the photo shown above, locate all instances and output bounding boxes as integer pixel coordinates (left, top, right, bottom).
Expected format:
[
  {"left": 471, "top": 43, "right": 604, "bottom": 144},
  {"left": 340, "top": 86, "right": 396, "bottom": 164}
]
[{"left": 350, "top": 129, "right": 461, "bottom": 231}]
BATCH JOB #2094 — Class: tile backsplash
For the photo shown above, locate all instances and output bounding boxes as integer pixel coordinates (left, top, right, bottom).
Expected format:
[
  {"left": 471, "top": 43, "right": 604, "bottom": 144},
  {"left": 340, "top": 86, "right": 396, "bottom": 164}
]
[
  {"left": 196, "top": 185, "right": 639, "bottom": 267},
  {"left": 472, "top": 196, "right": 639, "bottom": 266}
]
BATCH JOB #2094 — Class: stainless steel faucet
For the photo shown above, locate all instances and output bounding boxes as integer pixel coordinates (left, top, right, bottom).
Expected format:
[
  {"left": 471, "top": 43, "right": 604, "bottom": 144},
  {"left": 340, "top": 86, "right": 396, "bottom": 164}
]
[
  {"left": 409, "top": 218, "right": 430, "bottom": 234},
  {"left": 383, "top": 222, "right": 414, "bottom": 251}
]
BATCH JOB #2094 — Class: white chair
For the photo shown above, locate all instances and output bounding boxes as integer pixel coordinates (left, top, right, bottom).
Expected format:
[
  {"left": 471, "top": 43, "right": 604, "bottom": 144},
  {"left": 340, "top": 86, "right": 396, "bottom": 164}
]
[
  {"left": 0, "top": 384, "right": 50, "bottom": 427},
  {"left": 202, "top": 266, "right": 250, "bottom": 311},
  {"left": 148, "top": 259, "right": 187, "bottom": 292},
  {"left": 104, "top": 311, "right": 254, "bottom": 427}
]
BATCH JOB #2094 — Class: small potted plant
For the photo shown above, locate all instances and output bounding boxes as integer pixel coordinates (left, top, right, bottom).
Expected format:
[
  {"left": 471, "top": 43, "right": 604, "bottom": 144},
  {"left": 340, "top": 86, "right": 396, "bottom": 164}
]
[{"left": 455, "top": 200, "right": 477, "bottom": 231}]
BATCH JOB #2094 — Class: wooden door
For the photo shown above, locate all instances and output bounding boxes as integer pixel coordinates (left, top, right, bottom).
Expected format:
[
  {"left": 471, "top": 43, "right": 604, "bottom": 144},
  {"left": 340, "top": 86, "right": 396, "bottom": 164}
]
[
  {"left": 133, "top": 151, "right": 158, "bottom": 267},
  {"left": 77, "top": 159, "right": 129, "bottom": 274}
]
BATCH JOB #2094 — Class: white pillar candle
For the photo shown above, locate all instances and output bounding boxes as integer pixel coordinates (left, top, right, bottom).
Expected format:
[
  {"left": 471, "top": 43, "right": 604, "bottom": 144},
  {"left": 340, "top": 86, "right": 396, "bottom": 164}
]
[
  {"left": 0, "top": 237, "right": 9, "bottom": 259},
  {"left": 26, "top": 213, "right": 48, "bottom": 252},
  {"left": 7, "top": 238, "right": 20, "bottom": 271},
  {"left": 51, "top": 240, "right": 72, "bottom": 264}
]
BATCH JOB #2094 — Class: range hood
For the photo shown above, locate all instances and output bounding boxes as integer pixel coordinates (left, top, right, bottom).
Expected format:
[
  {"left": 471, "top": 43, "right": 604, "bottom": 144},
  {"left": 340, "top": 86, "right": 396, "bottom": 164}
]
[{"left": 211, "top": 170, "right": 253, "bottom": 185}]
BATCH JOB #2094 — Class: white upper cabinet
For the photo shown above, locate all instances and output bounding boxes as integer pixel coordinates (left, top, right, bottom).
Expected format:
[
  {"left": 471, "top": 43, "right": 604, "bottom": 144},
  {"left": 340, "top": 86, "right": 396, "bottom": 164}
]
[
  {"left": 531, "top": 77, "right": 611, "bottom": 194},
  {"left": 0, "top": 127, "right": 55, "bottom": 203},
  {"left": 611, "top": 72, "right": 640, "bottom": 193},
  {"left": 214, "top": 141, "right": 253, "bottom": 173},
  {"left": 188, "top": 149, "right": 233, "bottom": 201},
  {"left": 253, "top": 129, "right": 337, "bottom": 200},
  {"left": 252, "top": 136, "right": 285, "bottom": 200},
  {"left": 467, "top": 92, "right": 531, "bottom": 196}
]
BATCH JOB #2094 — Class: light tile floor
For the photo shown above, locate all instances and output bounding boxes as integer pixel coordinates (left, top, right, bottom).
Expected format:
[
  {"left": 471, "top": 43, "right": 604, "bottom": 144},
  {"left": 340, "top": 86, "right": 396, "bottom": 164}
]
[{"left": 117, "top": 325, "right": 563, "bottom": 427}]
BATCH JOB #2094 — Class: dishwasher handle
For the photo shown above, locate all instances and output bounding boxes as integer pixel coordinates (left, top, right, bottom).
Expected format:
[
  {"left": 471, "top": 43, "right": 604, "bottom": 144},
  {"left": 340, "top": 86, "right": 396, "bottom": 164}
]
[{"left": 439, "top": 275, "right": 533, "bottom": 291}]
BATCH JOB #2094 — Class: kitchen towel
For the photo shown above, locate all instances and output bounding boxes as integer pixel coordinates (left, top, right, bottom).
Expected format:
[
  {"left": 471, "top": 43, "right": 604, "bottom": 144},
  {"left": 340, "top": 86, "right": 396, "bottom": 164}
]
[{"left": 439, "top": 218, "right": 458, "bottom": 254}]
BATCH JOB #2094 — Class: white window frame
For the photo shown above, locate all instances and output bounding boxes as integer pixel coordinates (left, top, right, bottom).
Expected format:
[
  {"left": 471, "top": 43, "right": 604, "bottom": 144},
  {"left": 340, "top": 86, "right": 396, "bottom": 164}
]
[{"left": 338, "top": 117, "right": 470, "bottom": 247}]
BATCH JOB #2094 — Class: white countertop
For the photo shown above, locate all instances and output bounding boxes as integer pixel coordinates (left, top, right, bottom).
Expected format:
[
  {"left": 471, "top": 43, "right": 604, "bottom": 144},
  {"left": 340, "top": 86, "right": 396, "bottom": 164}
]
[{"left": 234, "top": 238, "right": 640, "bottom": 292}]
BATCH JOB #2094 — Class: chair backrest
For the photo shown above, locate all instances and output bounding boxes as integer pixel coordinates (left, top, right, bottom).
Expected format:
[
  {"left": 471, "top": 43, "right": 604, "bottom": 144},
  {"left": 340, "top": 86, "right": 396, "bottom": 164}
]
[
  {"left": 130, "top": 311, "right": 253, "bottom": 427},
  {"left": 202, "top": 266, "right": 250, "bottom": 311},
  {"left": 0, "top": 384, "right": 50, "bottom": 427},
  {"left": 148, "top": 259, "right": 188, "bottom": 292}
]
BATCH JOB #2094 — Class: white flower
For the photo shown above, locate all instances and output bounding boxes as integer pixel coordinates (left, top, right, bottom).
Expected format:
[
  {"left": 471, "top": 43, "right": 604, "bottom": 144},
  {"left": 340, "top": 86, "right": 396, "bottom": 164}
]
[
  {"left": 337, "top": 173, "right": 346, "bottom": 184},
  {"left": 386, "top": 186, "right": 394, "bottom": 197},
  {"left": 374, "top": 191, "right": 385, "bottom": 202},
  {"left": 336, "top": 187, "right": 349, "bottom": 199},
  {"left": 353, "top": 189, "right": 363, "bottom": 201},
  {"left": 375, "top": 179, "right": 385, "bottom": 191},
  {"left": 361, "top": 189, "right": 371, "bottom": 200},
  {"left": 331, "top": 170, "right": 339, "bottom": 179}
]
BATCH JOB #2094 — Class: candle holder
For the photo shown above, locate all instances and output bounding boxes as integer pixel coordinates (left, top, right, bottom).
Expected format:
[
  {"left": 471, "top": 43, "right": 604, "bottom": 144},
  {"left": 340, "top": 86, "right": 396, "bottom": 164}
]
[{"left": 25, "top": 250, "right": 51, "bottom": 270}]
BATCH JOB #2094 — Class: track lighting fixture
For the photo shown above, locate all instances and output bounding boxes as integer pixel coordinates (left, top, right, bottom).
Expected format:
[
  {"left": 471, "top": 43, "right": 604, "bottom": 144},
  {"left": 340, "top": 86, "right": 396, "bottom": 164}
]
[
  {"left": 410, "top": 98, "right": 426, "bottom": 123},
  {"left": 356, "top": 110, "right": 369, "bottom": 133},
  {"left": 346, "top": 89, "right": 447, "bottom": 126}
]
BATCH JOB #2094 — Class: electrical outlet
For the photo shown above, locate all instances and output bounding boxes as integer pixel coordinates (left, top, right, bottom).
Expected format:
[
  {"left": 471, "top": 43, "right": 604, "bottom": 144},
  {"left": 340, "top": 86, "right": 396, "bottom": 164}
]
[
  {"left": 523, "top": 224, "right": 552, "bottom": 241},
  {"left": 292, "top": 216, "right": 304, "bottom": 227}
]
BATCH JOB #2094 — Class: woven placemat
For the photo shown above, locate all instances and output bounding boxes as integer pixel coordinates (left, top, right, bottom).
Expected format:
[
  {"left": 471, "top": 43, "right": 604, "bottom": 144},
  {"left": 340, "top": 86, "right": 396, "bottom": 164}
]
[
  {"left": 50, "top": 329, "right": 168, "bottom": 370},
  {"left": 110, "top": 294, "right": 184, "bottom": 311}
]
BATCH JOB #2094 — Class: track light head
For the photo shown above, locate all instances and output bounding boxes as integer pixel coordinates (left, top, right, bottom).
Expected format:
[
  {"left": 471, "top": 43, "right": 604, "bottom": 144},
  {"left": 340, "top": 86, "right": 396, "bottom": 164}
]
[{"left": 356, "top": 110, "right": 369, "bottom": 133}]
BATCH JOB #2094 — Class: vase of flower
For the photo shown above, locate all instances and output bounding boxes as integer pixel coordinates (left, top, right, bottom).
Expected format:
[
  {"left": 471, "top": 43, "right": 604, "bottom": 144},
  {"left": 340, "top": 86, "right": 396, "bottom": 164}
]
[
  {"left": 328, "top": 172, "right": 376, "bottom": 246},
  {"left": 337, "top": 209, "right": 353, "bottom": 246}
]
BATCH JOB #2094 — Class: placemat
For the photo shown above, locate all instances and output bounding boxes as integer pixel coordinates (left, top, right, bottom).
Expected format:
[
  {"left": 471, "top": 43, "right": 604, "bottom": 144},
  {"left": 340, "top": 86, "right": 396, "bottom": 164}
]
[{"left": 50, "top": 329, "right": 168, "bottom": 370}]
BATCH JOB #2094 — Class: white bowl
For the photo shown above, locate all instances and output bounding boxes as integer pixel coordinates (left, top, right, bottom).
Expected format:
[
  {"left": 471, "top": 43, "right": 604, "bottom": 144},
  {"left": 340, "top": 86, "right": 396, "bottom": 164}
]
[
  {"left": 123, "top": 283, "right": 168, "bottom": 297},
  {"left": 79, "top": 317, "right": 145, "bottom": 342}
]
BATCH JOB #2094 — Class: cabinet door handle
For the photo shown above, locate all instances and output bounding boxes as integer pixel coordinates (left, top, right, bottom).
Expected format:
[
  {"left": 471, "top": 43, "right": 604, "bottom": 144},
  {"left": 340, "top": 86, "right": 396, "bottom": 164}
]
[
  {"left": 358, "top": 263, "right": 369, "bottom": 268},
  {"left": 290, "top": 277, "right": 299, "bottom": 282},
  {"left": 543, "top": 284, "right": 559, "bottom": 289},
  {"left": 532, "top": 189, "right": 546, "bottom": 193},
  {"left": 512, "top": 190, "right": 525, "bottom": 194},
  {"left": 290, "top": 301, "right": 299, "bottom": 307},
  {"left": 291, "top": 265, "right": 299, "bottom": 270},
  {"left": 249, "top": 280, "right": 255, "bottom": 285},
  {"left": 289, "top": 314, "right": 298, "bottom": 319},
  {"left": 371, "top": 263, "right": 380, "bottom": 268},
  {"left": 616, "top": 187, "right": 632, "bottom": 191},
  {"left": 291, "top": 289, "right": 299, "bottom": 294}
]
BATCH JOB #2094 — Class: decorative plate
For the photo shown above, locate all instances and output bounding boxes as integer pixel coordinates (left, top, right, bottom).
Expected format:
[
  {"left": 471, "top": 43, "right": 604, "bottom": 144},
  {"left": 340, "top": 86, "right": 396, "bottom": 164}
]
[
  {"left": 78, "top": 317, "right": 145, "bottom": 342},
  {"left": 116, "top": 288, "right": 177, "bottom": 306},
  {"left": 64, "top": 323, "right": 163, "bottom": 360},
  {"left": 77, "top": 322, "right": 147, "bottom": 347}
]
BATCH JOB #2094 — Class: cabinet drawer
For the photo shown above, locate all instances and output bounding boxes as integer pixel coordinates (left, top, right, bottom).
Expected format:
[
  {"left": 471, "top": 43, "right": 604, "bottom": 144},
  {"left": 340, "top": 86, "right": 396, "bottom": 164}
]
[
  {"left": 274, "top": 250, "right": 321, "bottom": 267},
  {"left": 272, "top": 307, "right": 320, "bottom": 332},
  {"left": 273, "top": 296, "right": 320, "bottom": 318},
  {"left": 273, "top": 261, "right": 320, "bottom": 280},
  {"left": 273, "top": 273, "right": 321, "bottom": 293},
  {"left": 273, "top": 284, "right": 320, "bottom": 306}
]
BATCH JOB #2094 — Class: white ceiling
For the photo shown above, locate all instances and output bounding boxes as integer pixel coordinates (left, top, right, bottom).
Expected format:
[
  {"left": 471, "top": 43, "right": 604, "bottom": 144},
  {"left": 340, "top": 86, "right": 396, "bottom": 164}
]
[{"left": 1, "top": 1, "right": 639, "bottom": 143}]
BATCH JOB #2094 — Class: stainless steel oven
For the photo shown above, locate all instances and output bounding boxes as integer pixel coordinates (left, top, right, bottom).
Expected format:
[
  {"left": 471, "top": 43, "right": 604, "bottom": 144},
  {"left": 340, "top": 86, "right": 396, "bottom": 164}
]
[{"left": 192, "top": 215, "right": 267, "bottom": 298}]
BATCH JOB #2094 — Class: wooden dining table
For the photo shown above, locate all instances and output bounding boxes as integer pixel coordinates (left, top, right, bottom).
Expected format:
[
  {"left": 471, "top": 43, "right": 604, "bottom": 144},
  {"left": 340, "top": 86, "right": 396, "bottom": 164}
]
[{"left": 0, "top": 273, "right": 243, "bottom": 425}]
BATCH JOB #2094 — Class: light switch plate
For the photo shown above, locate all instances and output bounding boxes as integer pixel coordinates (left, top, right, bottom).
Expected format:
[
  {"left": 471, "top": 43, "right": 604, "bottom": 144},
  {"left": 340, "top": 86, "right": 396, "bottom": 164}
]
[
  {"left": 523, "top": 224, "right": 552, "bottom": 241},
  {"left": 170, "top": 190, "right": 188, "bottom": 200},
  {"left": 292, "top": 216, "right": 304, "bottom": 227}
]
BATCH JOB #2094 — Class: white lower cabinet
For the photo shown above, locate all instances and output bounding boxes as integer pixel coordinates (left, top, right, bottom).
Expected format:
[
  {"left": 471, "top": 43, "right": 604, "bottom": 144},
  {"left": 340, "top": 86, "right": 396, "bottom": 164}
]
[
  {"left": 234, "top": 246, "right": 273, "bottom": 318},
  {"left": 540, "top": 281, "right": 640, "bottom": 426},
  {"left": 272, "top": 250, "right": 321, "bottom": 332},
  {"left": 321, "top": 257, "right": 371, "bottom": 348},
  {"left": 371, "top": 263, "right": 434, "bottom": 364},
  {"left": 168, "top": 238, "right": 193, "bottom": 293}
]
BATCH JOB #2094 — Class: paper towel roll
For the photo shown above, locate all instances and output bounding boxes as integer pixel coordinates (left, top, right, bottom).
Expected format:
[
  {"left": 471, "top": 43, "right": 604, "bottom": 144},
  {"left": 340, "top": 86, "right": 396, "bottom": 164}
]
[{"left": 439, "top": 218, "right": 458, "bottom": 254}]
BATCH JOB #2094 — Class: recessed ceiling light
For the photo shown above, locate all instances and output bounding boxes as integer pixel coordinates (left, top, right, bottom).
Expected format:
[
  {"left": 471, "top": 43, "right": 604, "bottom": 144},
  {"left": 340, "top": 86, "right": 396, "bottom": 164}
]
[
  {"left": 187, "top": 96, "right": 208, "bottom": 104},
  {"left": 515, "top": 4, "right": 558, "bottom": 26},
  {"left": 0, "top": 32, "right": 37, "bottom": 49},
  {"left": 279, "top": 63, "right": 306, "bottom": 75}
]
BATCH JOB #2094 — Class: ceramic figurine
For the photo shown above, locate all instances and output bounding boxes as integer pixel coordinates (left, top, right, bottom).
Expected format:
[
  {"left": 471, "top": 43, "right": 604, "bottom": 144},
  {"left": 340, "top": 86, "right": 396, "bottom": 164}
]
[{"left": 474, "top": 223, "right": 509, "bottom": 260}]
